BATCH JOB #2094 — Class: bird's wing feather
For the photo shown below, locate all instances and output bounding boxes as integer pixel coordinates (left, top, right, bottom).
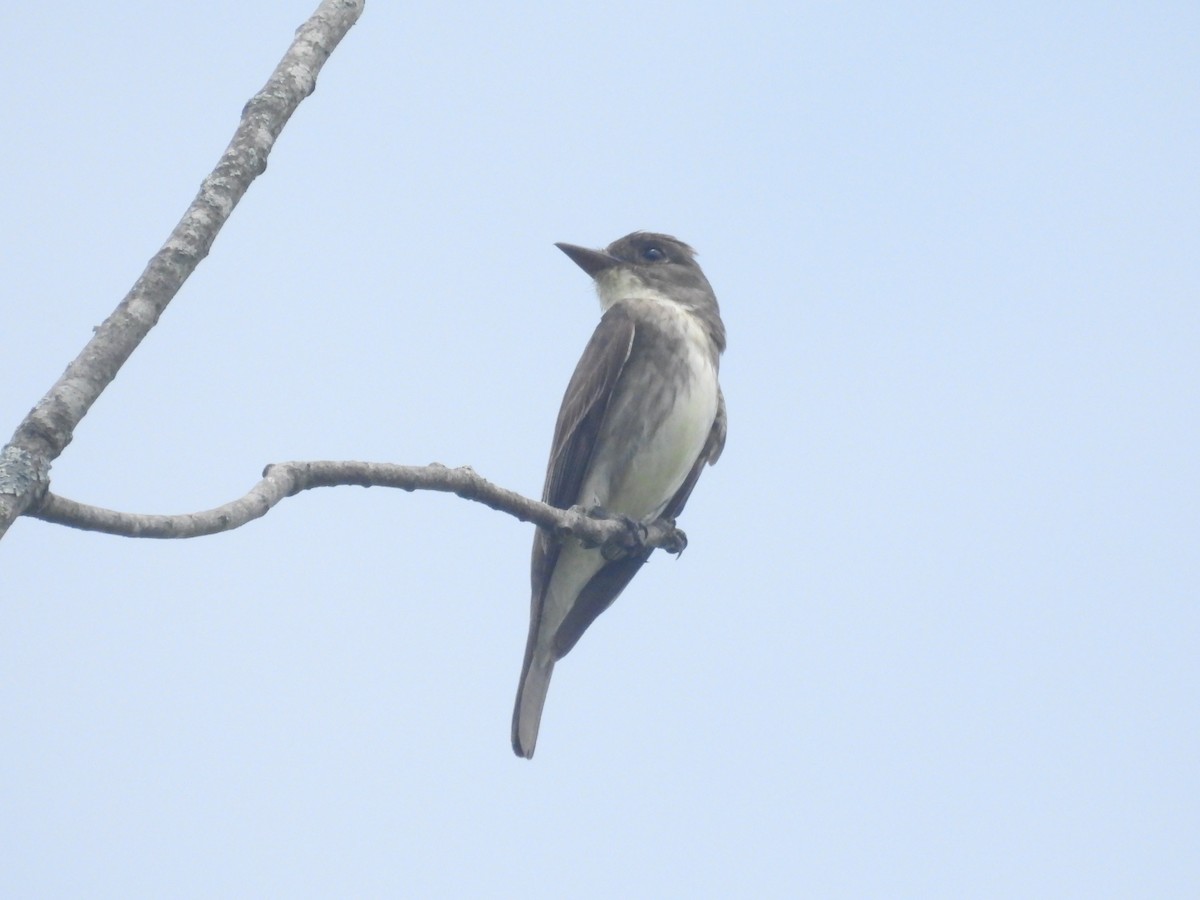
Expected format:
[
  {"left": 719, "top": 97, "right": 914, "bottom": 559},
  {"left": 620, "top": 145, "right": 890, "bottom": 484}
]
[
  {"left": 541, "top": 306, "right": 638, "bottom": 512},
  {"left": 527, "top": 305, "right": 638, "bottom": 641}
]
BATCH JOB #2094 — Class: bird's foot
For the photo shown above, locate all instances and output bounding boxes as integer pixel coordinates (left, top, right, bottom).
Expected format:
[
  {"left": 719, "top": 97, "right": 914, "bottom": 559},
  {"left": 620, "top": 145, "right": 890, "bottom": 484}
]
[
  {"left": 652, "top": 518, "right": 688, "bottom": 556},
  {"left": 581, "top": 504, "right": 647, "bottom": 561},
  {"left": 567, "top": 505, "right": 687, "bottom": 558}
]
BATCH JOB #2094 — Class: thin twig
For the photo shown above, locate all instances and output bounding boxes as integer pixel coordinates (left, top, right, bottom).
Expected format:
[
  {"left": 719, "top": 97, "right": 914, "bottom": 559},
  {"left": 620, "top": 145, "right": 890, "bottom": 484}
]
[{"left": 30, "top": 462, "right": 688, "bottom": 556}]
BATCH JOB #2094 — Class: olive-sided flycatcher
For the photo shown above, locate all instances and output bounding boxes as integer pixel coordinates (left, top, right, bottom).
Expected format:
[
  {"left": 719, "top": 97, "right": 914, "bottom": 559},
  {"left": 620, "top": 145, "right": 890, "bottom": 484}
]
[{"left": 512, "top": 231, "right": 727, "bottom": 758}]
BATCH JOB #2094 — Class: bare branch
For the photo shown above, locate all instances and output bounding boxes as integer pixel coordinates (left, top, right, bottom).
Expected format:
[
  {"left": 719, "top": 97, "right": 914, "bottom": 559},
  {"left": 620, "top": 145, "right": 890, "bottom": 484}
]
[
  {"left": 29, "top": 462, "right": 689, "bottom": 556},
  {"left": 0, "top": 0, "right": 365, "bottom": 541}
]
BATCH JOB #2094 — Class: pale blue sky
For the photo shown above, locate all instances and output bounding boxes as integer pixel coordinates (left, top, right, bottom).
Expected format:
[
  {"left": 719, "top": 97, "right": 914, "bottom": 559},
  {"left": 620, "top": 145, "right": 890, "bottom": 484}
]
[{"left": 2, "top": 2, "right": 1197, "bottom": 896}]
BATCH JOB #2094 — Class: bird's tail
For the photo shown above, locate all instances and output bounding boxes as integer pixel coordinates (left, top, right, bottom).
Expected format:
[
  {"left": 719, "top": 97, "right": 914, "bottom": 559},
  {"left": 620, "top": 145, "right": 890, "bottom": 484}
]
[{"left": 512, "top": 653, "right": 555, "bottom": 759}]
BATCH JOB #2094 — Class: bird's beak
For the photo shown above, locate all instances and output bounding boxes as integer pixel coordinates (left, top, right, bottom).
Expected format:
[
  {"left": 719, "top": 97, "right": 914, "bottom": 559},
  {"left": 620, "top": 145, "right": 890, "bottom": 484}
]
[{"left": 555, "top": 242, "right": 619, "bottom": 278}]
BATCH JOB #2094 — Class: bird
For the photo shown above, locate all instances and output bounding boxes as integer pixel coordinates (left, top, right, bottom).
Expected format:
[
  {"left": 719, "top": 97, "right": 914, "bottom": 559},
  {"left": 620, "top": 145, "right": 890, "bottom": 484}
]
[{"left": 512, "top": 231, "right": 727, "bottom": 758}]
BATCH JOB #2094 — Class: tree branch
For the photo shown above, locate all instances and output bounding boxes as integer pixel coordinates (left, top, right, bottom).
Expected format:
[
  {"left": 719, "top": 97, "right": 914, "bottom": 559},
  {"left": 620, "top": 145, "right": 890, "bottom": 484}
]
[
  {"left": 29, "top": 462, "right": 689, "bottom": 557},
  {"left": 0, "top": 0, "right": 365, "bottom": 541}
]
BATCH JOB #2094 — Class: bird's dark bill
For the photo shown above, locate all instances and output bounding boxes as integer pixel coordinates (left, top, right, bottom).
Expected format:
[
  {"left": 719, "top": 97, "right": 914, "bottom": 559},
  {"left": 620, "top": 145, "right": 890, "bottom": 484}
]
[{"left": 555, "top": 242, "right": 619, "bottom": 277}]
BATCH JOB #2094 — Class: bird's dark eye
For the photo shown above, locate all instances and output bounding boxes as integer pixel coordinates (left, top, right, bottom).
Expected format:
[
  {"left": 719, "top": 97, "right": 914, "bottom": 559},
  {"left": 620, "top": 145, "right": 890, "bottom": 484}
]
[{"left": 640, "top": 245, "right": 666, "bottom": 262}]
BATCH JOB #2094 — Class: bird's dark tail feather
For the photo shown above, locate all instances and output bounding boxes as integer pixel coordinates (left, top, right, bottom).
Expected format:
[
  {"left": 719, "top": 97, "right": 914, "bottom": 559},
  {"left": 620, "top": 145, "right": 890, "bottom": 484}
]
[{"left": 512, "top": 655, "right": 555, "bottom": 759}]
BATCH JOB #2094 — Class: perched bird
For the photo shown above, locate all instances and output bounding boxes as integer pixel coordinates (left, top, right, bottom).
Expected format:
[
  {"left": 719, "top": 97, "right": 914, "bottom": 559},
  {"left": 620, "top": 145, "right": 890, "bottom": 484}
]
[{"left": 512, "top": 232, "right": 727, "bottom": 758}]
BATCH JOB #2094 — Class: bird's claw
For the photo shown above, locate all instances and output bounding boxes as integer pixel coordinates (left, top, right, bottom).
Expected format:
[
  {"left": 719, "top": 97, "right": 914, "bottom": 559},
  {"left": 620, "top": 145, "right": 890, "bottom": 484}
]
[
  {"left": 660, "top": 523, "right": 688, "bottom": 556},
  {"left": 598, "top": 510, "right": 646, "bottom": 561}
]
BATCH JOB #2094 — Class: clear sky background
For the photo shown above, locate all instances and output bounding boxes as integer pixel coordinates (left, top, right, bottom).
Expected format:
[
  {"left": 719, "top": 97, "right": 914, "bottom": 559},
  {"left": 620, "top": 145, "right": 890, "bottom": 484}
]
[{"left": 2, "top": 2, "right": 1197, "bottom": 896}]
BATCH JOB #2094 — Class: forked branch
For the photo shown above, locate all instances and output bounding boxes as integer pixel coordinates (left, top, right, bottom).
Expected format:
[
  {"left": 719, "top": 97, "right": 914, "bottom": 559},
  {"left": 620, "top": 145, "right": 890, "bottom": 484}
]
[{"left": 0, "top": 0, "right": 365, "bottom": 541}]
